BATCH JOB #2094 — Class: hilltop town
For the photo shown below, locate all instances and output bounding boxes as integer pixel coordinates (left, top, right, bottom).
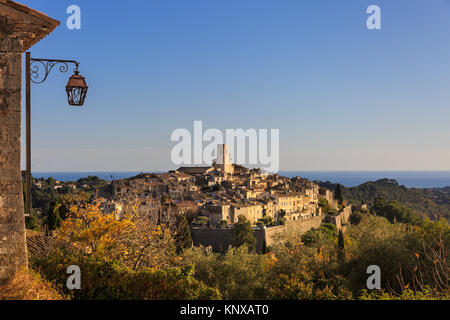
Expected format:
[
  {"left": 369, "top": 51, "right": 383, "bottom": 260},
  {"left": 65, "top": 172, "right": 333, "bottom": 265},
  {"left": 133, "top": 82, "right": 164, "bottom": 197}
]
[
  {"left": 95, "top": 145, "right": 350, "bottom": 234},
  {"left": 26, "top": 145, "right": 353, "bottom": 252}
]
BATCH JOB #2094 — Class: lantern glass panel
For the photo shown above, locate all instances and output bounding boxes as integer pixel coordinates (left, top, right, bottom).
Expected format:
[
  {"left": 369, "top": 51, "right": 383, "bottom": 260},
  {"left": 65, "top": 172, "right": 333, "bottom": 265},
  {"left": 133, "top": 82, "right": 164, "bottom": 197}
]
[
  {"left": 67, "top": 86, "right": 87, "bottom": 106},
  {"left": 66, "top": 72, "right": 88, "bottom": 106}
]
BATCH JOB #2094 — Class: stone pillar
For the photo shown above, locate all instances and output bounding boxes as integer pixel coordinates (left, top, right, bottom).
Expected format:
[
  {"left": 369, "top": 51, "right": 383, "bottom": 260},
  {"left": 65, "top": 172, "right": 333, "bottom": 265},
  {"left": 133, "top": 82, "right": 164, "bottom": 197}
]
[{"left": 0, "top": 36, "right": 27, "bottom": 282}]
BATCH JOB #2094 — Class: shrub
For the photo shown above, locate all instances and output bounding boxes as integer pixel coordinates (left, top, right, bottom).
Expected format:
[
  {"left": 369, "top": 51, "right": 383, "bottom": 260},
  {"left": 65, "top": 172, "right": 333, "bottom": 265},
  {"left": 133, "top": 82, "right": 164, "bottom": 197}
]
[
  {"left": 231, "top": 215, "right": 256, "bottom": 252},
  {"left": 182, "top": 246, "right": 270, "bottom": 300},
  {"left": 195, "top": 216, "right": 210, "bottom": 227},
  {"left": 349, "top": 211, "right": 363, "bottom": 225},
  {"left": 269, "top": 231, "right": 351, "bottom": 300},
  {"left": 32, "top": 251, "right": 220, "bottom": 300},
  {"left": 343, "top": 215, "right": 450, "bottom": 296},
  {"left": 258, "top": 216, "right": 273, "bottom": 226},
  {"left": 318, "top": 198, "right": 330, "bottom": 213}
]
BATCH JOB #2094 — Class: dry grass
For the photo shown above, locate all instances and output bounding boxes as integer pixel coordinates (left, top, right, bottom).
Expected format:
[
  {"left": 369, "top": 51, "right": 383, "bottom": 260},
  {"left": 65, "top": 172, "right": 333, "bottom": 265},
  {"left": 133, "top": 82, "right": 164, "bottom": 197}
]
[{"left": 0, "top": 268, "right": 65, "bottom": 300}]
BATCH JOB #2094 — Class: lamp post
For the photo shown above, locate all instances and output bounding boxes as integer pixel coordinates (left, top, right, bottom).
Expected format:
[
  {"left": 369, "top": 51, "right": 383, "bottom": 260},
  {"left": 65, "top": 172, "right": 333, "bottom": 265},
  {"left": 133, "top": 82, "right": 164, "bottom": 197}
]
[{"left": 25, "top": 52, "right": 88, "bottom": 215}]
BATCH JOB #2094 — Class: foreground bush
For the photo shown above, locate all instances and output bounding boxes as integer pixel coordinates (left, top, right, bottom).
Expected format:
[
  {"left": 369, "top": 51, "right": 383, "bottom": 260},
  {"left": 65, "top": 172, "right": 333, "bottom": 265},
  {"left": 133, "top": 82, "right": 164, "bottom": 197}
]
[
  {"left": 344, "top": 215, "right": 449, "bottom": 296},
  {"left": 183, "top": 244, "right": 351, "bottom": 300},
  {"left": 183, "top": 246, "right": 270, "bottom": 299},
  {"left": 29, "top": 201, "right": 448, "bottom": 300},
  {"left": 268, "top": 225, "right": 351, "bottom": 300},
  {"left": 32, "top": 251, "right": 220, "bottom": 300}
]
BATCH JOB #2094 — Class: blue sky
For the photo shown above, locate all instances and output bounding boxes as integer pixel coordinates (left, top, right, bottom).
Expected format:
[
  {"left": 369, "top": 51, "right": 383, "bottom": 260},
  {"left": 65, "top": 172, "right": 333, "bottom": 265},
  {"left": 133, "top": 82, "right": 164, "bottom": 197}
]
[{"left": 20, "top": 0, "right": 450, "bottom": 171}]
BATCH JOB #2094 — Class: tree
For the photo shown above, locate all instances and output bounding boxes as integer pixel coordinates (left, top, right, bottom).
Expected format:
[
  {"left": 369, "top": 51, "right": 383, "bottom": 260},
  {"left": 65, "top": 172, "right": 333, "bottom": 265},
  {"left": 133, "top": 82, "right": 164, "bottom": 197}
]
[
  {"left": 372, "top": 198, "right": 422, "bottom": 225},
  {"left": 175, "top": 215, "right": 192, "bottom": 253},
  {"left": 58, "top": 203, "right": 133, "bottom": 257},
  {"left": 318, "top": 198, "right": 330, "bottom": 213},
  {"left": 349, "top": 211, "right": 363, "bottom": 225},
  {"left": 231, "top": 215, "right": 256, "bottom": 252},
  {"left": 25, "top": 214, "right": 40, "bottom": 231},
  {"left": 182, "top": 246, "right": 269, "bottom": 300},
  {"left": 195, "top": 216, "right": 210, "bottom": 227},
  {"left": 301, "top": 223, "right": 337, "bottom": 247},
  {"left": 335, "top": 184, "right": 344, "bottom": 204},
  {"left": 301, "top": 229, "right": 319, "bottom": 246},
  {"left": 338, "top": 229, "right": 345, "bottom": 251},
  {"left": 258, "top": 216, "right": 273, "bottom": 226},
  {"left": 57, "top": 202, "right": 176, "bottom": 270},
  {"left": 327, "top": 209, "right": 338, "bottom": 216},
  {"left": 46, "top": 201, "right": 62, "bottom": 231},
  {"left": 320, "top": 223, "right": 337, "bottom": 238},
  {"left": 338, "top": 229, "right": 345, "bottom": 261},
  {"left": 262, "top": 238, "right": 268, "bottom": 254},
  {"left": 278, "top": 210, "right": 287, "bottom": 225}
]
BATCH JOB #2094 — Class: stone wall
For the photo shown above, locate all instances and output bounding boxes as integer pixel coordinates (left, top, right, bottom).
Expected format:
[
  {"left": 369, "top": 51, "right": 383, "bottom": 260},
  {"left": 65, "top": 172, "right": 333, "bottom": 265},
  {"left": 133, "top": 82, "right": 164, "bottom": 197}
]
[
  {"left": 262, "top": 215, "right": 324, "bottom": 250},
  {"left": 0, "top": 36, "right": 27, "bottom": 282},
  {"left": 324, "top": 205, "right": 352, "bottom": 230},
  {"left": 191, "top": 215, "right": 325, "bottom": 253},
  {"left": 190, "top": 227, "right": 234, "bottom": 253},
  {"left": 341, "top": 205, "right": 352, "bottom": 223}
]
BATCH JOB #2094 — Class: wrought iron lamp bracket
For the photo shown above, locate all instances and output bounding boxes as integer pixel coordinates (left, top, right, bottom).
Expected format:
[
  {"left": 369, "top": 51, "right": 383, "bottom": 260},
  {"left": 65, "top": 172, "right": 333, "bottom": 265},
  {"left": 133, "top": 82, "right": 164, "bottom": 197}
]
[{"left": 30, "top": 58, "right": 80, "bottom": 84}]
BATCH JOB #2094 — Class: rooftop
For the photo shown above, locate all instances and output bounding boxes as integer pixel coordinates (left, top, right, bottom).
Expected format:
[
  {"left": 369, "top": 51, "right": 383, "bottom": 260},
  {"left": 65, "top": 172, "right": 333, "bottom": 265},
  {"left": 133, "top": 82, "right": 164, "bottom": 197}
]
[{"left": 0, "top": 0, "right": 60, "bottom": 50}]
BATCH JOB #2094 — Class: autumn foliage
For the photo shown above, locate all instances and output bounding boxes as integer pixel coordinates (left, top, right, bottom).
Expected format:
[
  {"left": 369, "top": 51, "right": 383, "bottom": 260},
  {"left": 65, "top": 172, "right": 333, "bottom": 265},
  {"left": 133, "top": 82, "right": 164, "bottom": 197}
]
[
  {"left": 28, "top": 201, "right": 450, "bottom": 300},
  {"left": 31, "top": 202, "right": 220, "bottom": 300}
]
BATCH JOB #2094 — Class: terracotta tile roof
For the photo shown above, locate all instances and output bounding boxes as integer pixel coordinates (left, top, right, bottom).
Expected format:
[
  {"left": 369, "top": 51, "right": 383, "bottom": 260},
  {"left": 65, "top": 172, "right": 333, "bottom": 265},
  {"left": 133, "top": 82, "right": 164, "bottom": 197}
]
[{"left": 1, "top": 0, "right": 60, "bottom": 51}]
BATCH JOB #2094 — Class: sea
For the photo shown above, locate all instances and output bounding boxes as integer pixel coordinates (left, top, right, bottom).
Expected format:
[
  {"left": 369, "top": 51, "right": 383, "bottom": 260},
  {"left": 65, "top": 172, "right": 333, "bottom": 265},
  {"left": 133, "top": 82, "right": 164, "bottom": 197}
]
[{"left": 31, "top": 171, "right": 450, "bottom": 189}]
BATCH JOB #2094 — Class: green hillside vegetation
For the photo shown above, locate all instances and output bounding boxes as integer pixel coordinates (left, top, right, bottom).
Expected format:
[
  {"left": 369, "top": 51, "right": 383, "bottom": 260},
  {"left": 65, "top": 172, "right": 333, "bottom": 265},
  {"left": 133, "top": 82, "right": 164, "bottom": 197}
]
[{"left": 319, "top": 179, "right": 450, "bottom": 220}]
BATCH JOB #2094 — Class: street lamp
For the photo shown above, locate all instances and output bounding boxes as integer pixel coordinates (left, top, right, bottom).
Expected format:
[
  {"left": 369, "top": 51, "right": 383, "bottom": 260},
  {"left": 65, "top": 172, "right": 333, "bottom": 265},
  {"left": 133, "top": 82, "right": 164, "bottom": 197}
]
[
  {"left": 25, "top": 52, "right": 88, "bottom": 215},
  {"left": 66, "top": 69, "right": 88, "bottom": 106}
]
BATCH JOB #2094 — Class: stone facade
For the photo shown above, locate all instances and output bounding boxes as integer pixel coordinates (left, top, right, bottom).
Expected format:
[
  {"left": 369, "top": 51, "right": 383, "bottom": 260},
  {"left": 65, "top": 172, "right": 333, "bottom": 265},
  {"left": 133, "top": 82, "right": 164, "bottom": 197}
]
[
  {"left": 0, "top": 36, "right": 26, "bottom": 282},
  {"left": 0, "top": 0, "right": 59, "bottom": 282}
]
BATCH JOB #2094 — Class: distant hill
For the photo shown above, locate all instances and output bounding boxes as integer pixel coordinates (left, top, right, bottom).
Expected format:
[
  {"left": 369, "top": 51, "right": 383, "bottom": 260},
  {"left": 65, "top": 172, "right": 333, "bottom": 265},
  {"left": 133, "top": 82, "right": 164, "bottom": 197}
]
[{"left": 318, "top": 179, "right": 450, "bottom": 220}]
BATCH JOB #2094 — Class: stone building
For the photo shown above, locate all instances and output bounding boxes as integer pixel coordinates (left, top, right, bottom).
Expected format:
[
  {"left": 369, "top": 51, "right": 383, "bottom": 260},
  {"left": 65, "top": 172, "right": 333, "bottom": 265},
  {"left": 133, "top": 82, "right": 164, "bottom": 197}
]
[
  {"left": 201, "top": 202, "right": 231, "bottom": 226},
  {"left": 0, "top": 0, "right": 59, "bottom": 282},
  {"left": 231, "top": 203, "right": 264, "bottom": 224},
  {"left": 319, "top": 187, "right": 339, "bottom": 209},
  {"left": 213, "top": 144, "right": 234, "bottom": 176}
]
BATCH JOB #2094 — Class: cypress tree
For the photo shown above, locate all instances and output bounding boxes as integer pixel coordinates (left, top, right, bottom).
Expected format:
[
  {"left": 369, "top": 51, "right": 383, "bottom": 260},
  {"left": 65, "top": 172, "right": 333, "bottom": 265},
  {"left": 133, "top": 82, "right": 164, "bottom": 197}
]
[
  {"left": 338, "top": 229, "right": 345, "bottom": 261},
  {"left": 335, "top": 184, "right": 344, "bottom": 204},
  {"left": 175, "top": 215, "right": 192, "bottom": 253},
  {"left": 338, "top": 229, "right": 345, "bottom": 250},
  {"left": 47, "top": 201, "right": 62, "bottom": 231},
  {"left": 262, "top": 238, "right": 268, "bottom": 254}
]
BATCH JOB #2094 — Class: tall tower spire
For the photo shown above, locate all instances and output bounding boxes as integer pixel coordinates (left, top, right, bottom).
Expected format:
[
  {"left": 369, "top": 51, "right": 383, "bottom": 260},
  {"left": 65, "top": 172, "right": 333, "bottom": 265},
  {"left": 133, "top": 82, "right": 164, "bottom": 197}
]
[{"left": 214, "top": 144, "right": 234, "bottom": 175}]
